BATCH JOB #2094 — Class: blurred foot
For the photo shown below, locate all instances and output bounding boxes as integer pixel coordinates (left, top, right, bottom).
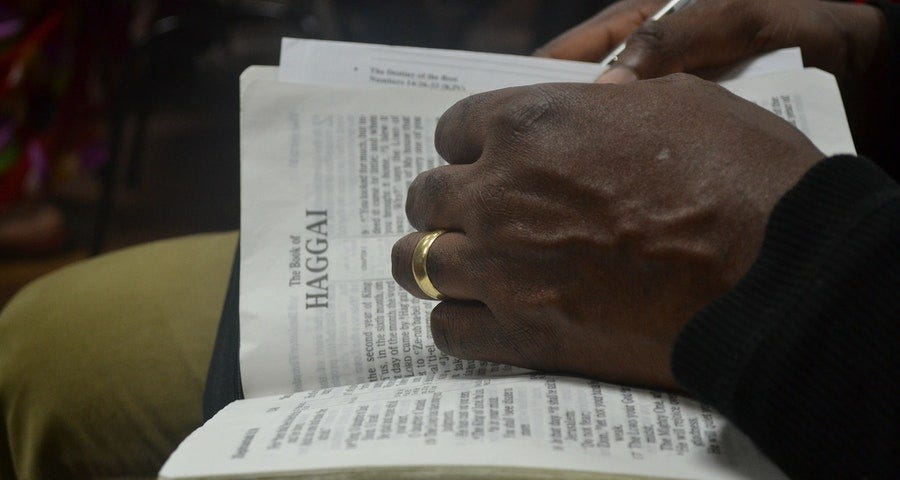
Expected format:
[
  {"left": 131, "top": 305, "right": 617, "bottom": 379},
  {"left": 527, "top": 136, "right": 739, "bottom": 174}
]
[{"left": 0, "top": 202, "right": 69, "bottom": 256}]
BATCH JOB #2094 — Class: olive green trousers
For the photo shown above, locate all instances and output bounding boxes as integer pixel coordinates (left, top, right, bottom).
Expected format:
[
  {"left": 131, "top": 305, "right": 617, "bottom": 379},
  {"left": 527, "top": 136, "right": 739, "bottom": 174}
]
[{"left": 0, "top": 232, "right": 239, "bottom": 480}]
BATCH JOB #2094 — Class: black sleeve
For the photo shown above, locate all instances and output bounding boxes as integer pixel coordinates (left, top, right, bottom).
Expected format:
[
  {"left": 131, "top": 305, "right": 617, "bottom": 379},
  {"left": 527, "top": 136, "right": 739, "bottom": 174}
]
[{"left": 671, "top": 155, "right": 899, "bottom": 479}]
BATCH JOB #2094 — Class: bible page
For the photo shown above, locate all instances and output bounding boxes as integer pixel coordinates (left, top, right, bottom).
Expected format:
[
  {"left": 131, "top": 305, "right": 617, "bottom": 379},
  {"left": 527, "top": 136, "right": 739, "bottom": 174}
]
[
  {"left": 719, "top": 68, "right": 856, "bottom": 156},
  {"left": 240, "top": 68, "right": 525, "bottom": 398},
  {"left": 277, "top": 39, "right": 803, "bottom": 91},
  {"left": 161, "top": 374, "right": 786, "bottom": 480}
]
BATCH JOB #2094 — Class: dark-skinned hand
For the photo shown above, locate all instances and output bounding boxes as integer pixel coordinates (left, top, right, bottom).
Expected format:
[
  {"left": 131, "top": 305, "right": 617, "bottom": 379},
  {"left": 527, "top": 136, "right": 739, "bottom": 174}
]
[
  {"left": 535, "top": 0, "right": 887, "bottom": 86},
  {"left": 535, "top": 0, "right": 891, "bottom": 152},
  {"left": 392, "top": 76, "right": 824, "bottom": 390}
]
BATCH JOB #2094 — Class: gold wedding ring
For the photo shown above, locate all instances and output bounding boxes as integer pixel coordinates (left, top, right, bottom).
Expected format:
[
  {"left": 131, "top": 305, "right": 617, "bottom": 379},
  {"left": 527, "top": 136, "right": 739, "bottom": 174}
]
[{"left": 412, "top": 230, "right": 447, "bottom": 300}]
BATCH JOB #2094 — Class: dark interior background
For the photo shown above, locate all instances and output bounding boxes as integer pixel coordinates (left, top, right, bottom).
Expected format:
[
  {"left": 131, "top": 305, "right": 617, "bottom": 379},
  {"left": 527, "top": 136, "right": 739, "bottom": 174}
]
[{"left": 1, "top": 0, "right": 612, "bottom": 305}]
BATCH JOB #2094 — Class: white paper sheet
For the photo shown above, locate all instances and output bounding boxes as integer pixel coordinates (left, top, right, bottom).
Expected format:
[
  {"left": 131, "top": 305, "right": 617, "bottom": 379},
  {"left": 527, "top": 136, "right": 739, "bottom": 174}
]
[
  {"left": 719, "top": 69, "right": 856, "bottom": 156},
  {"left": 278, "top": 38, "right": 803, "bottom": 91},
  {"left": 161, "top": 375, "right": 786, "bottom": 480}
]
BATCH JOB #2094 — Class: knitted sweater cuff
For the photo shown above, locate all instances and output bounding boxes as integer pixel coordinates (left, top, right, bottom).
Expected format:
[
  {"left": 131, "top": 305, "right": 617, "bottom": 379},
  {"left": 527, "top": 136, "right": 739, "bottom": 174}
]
[{"left": 670, "top": 154, "right": 897, "bottom": 417}]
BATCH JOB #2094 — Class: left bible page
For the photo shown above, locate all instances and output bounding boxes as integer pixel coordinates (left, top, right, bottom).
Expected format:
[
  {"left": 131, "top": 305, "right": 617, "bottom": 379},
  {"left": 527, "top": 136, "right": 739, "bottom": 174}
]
[{"left": 239, "top": 67, "right": 523, "bottom": 398}]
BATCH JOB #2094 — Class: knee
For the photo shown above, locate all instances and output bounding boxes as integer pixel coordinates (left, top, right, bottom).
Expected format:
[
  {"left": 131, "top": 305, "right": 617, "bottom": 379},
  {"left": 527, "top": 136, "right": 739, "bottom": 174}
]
[
  {"left": 0, "top": 273, "right": 94, "bottom": 478},
  {"left": 0, "top": 231, "right": 238, "bottom": 478}
]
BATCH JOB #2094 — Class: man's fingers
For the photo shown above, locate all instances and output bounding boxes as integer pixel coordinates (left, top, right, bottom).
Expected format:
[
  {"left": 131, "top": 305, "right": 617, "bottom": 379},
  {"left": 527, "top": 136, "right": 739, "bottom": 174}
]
[
  {"left": 430, "top": 301, "right": 528, "bottom": 367},
  {"left": 431, "top": 301, "right": 499, "bottom": 361},
  {"left": 436, "top": 85, "right": 570, "bottom": 166},
  {"left": 435, "top": 88, "right": 524, "bottom": 165},
  {"left": 434, "top": 93, "right": 492, "bottom": 165},
  {"left": 534, "top": 0, "right": 666, "bottom": 61},
  {"left": 431, "top": 301, "right": 560, "bottom": 370},
  {"left": 405, "top": 164, "right": 473, "bottom": 231},
  {"left": 391, "top": 231, "right": 482, "bottom": 301},
  {"left": 596, "top": 16, "right": 697, "bottom": 83},
  {"left": 597, "top": 1, "right": 762, "bottom": 83}
]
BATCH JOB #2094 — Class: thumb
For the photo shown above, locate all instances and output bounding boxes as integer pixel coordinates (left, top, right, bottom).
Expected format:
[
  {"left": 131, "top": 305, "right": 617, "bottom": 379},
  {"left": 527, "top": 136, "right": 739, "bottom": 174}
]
[
  {"left": 534, "top": 0, "right": 667, "bottom": 62},
  {"left": 596, "top": 2, "right": 759, "bottom": 84}
]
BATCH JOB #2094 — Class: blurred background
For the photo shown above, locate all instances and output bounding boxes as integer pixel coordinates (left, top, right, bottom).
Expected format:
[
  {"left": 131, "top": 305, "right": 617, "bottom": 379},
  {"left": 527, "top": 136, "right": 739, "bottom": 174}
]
[{"left": 0, "top": 0, "right": 611, "bottom": 306}]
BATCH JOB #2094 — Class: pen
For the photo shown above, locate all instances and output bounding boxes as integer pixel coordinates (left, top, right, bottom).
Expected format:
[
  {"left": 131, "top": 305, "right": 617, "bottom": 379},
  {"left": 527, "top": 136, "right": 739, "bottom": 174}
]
[{"left": 597, "top": 0, "right": 695, "bottom": 69}]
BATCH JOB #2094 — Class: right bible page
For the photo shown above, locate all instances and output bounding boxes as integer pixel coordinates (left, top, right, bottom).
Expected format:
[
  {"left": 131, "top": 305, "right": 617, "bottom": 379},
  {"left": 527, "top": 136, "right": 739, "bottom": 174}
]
[
  {"left": 161, "top": 374, "right": 786, "bottom": 480},
  {"left": 720, "top": 68, "right": 856, "bottom": 156}
]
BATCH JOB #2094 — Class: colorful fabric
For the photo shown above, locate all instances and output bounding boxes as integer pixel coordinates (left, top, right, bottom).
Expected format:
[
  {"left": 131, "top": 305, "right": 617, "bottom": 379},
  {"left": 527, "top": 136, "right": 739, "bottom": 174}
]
[{"left": 0, "top": 1, "right": 125, "bottom": 211}]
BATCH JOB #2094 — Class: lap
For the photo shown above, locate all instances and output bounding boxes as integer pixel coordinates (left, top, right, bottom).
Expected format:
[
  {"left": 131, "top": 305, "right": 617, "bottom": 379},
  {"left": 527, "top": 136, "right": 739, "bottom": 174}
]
[{"left": 0, "top": 231, "right": 238, "bottom": 480}]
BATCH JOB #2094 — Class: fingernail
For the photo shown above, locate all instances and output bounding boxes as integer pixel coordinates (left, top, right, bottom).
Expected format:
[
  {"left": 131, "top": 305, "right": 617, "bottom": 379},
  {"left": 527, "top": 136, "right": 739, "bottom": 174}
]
[{"left": 596, "top": 67, "right": 637, "bottom": 84}]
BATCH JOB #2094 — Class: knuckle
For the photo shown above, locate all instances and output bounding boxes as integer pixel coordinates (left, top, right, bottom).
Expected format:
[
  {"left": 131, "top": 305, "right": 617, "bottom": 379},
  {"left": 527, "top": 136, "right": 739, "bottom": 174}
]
[
  {"left": 494, "top": 87, "right": 556, "bottom": 136},
  {"left": 618, "top": 20, "right": 684, "bottom": 77},
  {"left": 406, "top": 169, "right": 450, "bottom": 228},
  {"left": 421, "top": 167, "right": 452, "bottom": 197},
  {"left": 463, "top": 165, "right": 522, "bottom": 236},
  {"left": 435, "top": 94, "right": 483, "bottom": 161},
  {"left": 435, "top": 100, "right": 464, "bottom": 156},
  {"left": 628, "top": 21, "right": 668, "bottom": 55}
]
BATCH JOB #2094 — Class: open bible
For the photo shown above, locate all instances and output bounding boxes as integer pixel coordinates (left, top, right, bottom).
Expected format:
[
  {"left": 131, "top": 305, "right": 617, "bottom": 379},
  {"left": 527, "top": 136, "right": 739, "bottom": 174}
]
[{"left": 159, "top": 40, "right": 856, "bottom": 480}]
